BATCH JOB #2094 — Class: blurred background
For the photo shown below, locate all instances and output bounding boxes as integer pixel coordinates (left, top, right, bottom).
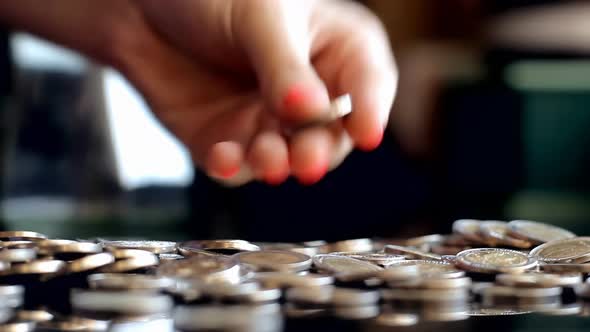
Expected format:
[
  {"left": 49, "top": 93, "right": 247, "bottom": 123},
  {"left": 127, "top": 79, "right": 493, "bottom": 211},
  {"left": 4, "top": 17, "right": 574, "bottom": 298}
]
[{"left": 0, "top": 0, "right": 589, "bottom": 242}]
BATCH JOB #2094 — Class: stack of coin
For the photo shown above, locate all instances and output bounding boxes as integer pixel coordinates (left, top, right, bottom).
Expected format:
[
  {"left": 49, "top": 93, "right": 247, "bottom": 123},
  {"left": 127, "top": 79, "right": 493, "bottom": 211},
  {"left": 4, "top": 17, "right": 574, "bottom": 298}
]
[{"left": 0, "top": 219, "right": 587, "bottom": 330}]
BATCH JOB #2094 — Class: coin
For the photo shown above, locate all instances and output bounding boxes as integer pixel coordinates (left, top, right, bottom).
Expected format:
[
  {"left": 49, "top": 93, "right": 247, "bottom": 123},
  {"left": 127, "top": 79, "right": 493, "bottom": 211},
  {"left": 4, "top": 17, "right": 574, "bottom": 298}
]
[
  {"left": 49, "top": 242, "right": 102, "bottom": 260},
  {"left": 312, "top": 254, "right": 382, "bottom": 280},
  {"left": 0, "top": 322, "right": 36, "bottom": 332},
  {"left": 173, "top": 304, "right": 282, "bottom": 331},
  {"left": 326, "top": 238, "right": 373, "bottom": 253},
  {"left": 393, "top": 276, "right": 472, "bottom": 289},
  {"left": 156, "top": 256, "right": 241, "bottom": 284},
  {"left": 254, "top": 272, "right": 334, "bottom": 288},
  {"left": 529, "top": 237, "right": 590, "bottom": 263},
  {"left": 508, "top": 220, "right": 575, "bottom": 244},
  {"left": 479, "top": 221, "right": 532, "bottom": 248},
  {"left": 330, "top": 252, "right": 405, "bottom": 266},
  {"left": 71, "top": 289, "right": 174, "bottom": 315},
  {"left": 286, "top": 286, "right": 333, "bottom": 305},
  {"left": 68, "top": 253, "right": 115, "bottom": 273},
  {"left": 375, "top": 313, "right": 419, "bottom": 326},
  {"left": 100, "top": 250, "right": 159, "bottom": 273},
  {"left": 4, "top": 259, "right": 65, "bottom": 275},
  {"left": 466, "top": 306, "right": 531, "bottom": 316},
  {"left": 234, "top": 250, "right": 311, "bottom": 272},
  {"left": 377, "top": 264, "right": 419, "bottom": 281},
  {"left": 15, "top": 310, "right": 54, "bottom": 322},
  {"left": 0, "top": 249, "right": 36, "bottom": 263},
  {"left": 383, "top": 260, "right": 465, "bottom": 278},
  {"left": 381, "top": 288, "right": 469, "bottom": 302},
  {"left": 405, "top": 234, "right": 446, "bottom": 247},
  {"left": 0, "top": 231, "right": 47, "bottom": 241},
  {"left": 382, "top": 244, "right": 442, "bottom": 261},
  {"left": 331, "top": 288, "right": 380, "bottom": 306},
  {"left": 37, "top": 317, "right": 109, "bottom": 331},
  {"left": 452, "top": 219, "right": 486, "bottom": 243},
  {"left": 455, "top": 248, "right": 537, "bottom": 274},
  {"left": 102, "top": 240, "right": 177, "bottom": 254},
  {"left": 178, "top": 240, "right": 260, "bottom": 257},
  {"left": 88, "top": 273, "right": 175, "bottom": 291},
  {"left": 496, "top": 272, "right": 582, "bottom": 288}
]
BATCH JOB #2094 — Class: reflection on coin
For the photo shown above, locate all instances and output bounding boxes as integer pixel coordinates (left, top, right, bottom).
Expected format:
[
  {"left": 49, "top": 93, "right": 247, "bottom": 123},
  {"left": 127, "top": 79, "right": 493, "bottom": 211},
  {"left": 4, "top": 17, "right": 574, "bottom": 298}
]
[
  {"left": 15, "top": 310, "right": 54, "bottom": 322},
  {"left": 529, "top": 237, "right": 590, "bottom": 263},
  {"left": 479, "top": 221, "right": 532, "bottom": 248},
  {"left": 383, "top": 260, "right": 465, "bottom": 278},
  {"left": 543, "top": 302, "right": 583, "bottom": 316},
  {"left": 234, "top": 250, "right": 311, "bottom": 272},
  {"left": 0, "top": 249, "right": 36, "bottom": 263},
  {"left": 101, "top": 249, "right": 159, "bottom": 273},
  {"left": 456, "top": 248, "right": 537, "bottom": 274},
  {"left": 508, "top": 220, "right": 575, "bottom": 244},
  {"left": 377, "top": 264, "right": 419, "bottom": 281},
  {"left": 102, "top": 240, "right": 177, "bottom": 254},
  {"left": 5, "top": 259, "right": 66, "bottom": 275},
  {"left": 0, "top": 322, "right": 36, "bottom": 332},
  {"left": 313, "top": 255, "right": 382, "bottom": 280},
  {"left": 37, "top": 317, "right": 109, "bottom": 331},
  {"left": 405, "top": 234, "right": 446, "bottom": 247},
  {"left": 333, "top": 305, "right": 379, "bottom": 320},
  {"left": 496, "top": 272, "right": 582, "bottom": 288},
  {"left": 382, "top": 244, "right": 442, "bottom": 261}
]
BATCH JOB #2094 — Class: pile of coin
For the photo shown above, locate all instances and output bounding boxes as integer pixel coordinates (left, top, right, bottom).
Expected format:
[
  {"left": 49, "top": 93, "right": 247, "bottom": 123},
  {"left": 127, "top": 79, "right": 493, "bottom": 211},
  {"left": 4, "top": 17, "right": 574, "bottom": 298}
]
[{"left": 0, "top": 220, "right": 589, "bottom": 331}]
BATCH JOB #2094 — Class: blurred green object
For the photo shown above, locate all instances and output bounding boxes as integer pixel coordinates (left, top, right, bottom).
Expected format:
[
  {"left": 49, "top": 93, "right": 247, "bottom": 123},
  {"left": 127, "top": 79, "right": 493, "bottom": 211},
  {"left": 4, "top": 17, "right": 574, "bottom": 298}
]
[{"left": 504, "top": 60, "right": 590, "bottom": 232}]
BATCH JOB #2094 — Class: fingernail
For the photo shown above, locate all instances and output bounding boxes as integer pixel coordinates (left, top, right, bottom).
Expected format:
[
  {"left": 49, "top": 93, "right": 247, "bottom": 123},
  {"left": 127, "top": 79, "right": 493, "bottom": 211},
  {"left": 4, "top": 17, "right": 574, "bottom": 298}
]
[
  {"left": 264, "top": 160, "right": 290, "bottom": 186},
  {"left": 358, "top": 128, "right": 384, "bottom": 152},
  {"left": 297, "top": 161, "right": 329, "bottom": 186},
  {"left": 219, "top": 165, "right": 240, "bottom": 179},
  {"left": 283, "top": 84, "right": 315, "bottom": 108}
]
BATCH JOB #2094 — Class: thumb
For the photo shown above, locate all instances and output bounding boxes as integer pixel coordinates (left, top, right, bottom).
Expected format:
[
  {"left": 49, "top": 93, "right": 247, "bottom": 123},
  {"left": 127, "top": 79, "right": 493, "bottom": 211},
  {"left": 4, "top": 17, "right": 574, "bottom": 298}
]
[{"left": 236, "top": 1, "right": 330, "bottom": 123}]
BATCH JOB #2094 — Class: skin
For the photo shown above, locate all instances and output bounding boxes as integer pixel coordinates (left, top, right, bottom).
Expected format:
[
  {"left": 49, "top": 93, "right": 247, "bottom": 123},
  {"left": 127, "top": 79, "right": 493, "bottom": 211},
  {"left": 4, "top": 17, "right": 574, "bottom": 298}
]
[{"left": 0, "top": 0, "right": 397, "bottom": 186}]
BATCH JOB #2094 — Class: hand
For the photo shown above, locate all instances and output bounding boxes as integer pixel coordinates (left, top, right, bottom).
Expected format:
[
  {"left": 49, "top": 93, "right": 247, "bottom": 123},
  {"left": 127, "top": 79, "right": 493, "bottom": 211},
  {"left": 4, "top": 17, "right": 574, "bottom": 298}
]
[
  {"left": 126, "top": 0, "right": 397, "bottom": 185},
  {"left": 0, "top": 0, "right": 397, "bottom": 186}
]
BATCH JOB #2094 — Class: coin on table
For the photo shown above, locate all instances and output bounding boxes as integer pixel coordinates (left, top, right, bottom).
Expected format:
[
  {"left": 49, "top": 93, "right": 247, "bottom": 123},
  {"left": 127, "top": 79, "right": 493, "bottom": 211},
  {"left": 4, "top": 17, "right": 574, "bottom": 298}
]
[
  {"left": 405, "top": 234, "right": 446, "bottom": 248},
  {"left": 254, "top": 242, "right": 319, "bottom": 257},
  {"left": 102, "top": 240, "right": 177, "bottom": 254},
  {"left": 254, "top": 272, "right": 334, "bottom": 288},
  {"left": 178, "top": 240, "right": 260, "bottom": 257},
  {"left": 330, "top": 252, "right": 405, "bottom": 266},
  {"left": 466, "top": 306, "right": 531, "bottom": 316},
  {"left": 50, "top": 242, "right": 103, "bottom": 260},
  {"left": 0, "top": 248, "right": 36, "bottom": 263},
  {"left": 88, "top": 273, "right": 175, "bottom": 291},
  {"left": 4, "top": 259, "right": 66, "bottom": 276},
  {"left": 326, "top": 238, "right": 373, "bottom": 253},
  {"left": 496, "top": 272, "right": 582, "bottom": 288},
  {"left": 233, "top": 250, "right": 311, "bottom": 272},
  {"left": 455, "top": 248, "right": 537, "bottom": 274},
  {"left": 157, "top": 255, "right": 241, "bottom": 284},
  {"left": 313, "top": 254, "right": 382, "bottom": 280},
  {"left": 71, "top": 289, "right": 174, "bottom": 315},
  {"left": 393, "top": 276, "right": 472, "bottom": 290},
  {"left": 479, "top": 221, "right": 533, "bottom": 248},
  {"left": 507, "top": 220, "right": 575, "bottom": 244},
  {"left": 452, "top": 219, "right": 486, "bottom": 243},
  {"left": 382, "top": 260, "right": 465, "bottom": 279},
  {"left": 0, "top": 231, "right": 47, "bottom": 241},
  {"left": 68, "top": 252, "right": 115, "bottom": 273},
  {"left": 529, "top": 237, "right": 590, "bottom": 263},
  {"left": 100, "top": 249, "right": 159, "bottom": 273},
  {"left": 382, "top": 244, "right": 442, "bottom": 261}
]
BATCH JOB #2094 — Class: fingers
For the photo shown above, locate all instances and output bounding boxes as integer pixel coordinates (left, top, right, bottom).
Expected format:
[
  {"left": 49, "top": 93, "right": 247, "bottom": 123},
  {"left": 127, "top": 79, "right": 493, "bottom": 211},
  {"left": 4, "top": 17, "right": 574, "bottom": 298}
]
[
  {"left": 205, "top": 141, "right": 244, "bottom": 179},
  {"left": 236, "top": 0, "right": 331, "bottom": 123},
  {"left": 289, "top": 126, "right": 334, "bottom": 185},
  {"left": 337, "top": 22, "right": 397, "bottom": 151},
  {"left": 247, "top": 132, "right": 290, "bottom": 186}
]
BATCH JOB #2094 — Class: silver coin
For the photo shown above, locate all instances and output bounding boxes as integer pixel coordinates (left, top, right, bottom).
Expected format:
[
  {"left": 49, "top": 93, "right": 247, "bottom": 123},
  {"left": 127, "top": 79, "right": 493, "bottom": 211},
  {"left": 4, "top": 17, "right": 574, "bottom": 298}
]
[
  {"left": 330, "top": 252, "right": 405, "bottom": 266},
  {"left": 381, "top": 288, "right": 469, "bottom": 302},
  {"left": 0, "top": 248, "right": 36, "bottom": 263},
  {"left": 178, "top": 240, "right": 260, "bottom": 257},
  {"left": 0, "top": 322, "right": 36, "bottom": 332},
  {"left": 157, "top": 256, "right": 240, "bottom": 284},
  {"left": 539, "top": 263, "right": 590, "bottom": 273},
  {"left": 392, "top": 276, "right": 472, "bottom": 289},
  {"left": 332, "top": 305, "right": 379, "bottom": 320},
  {"left": 383, "top": 260, "right": 465, "bottom": 278},
  {"left": 466, "top": 306, "right": 531, "bottom": 316},
  {"left": 312, "top": 254, "right": 382, "bottom": 280},
  {"left": 375, "top": 313, "right": 419, "bottom": 327},
  {"left": 234, "top": 250, "right": 311, "bottom": 272},
  {"left": 68, "top": 253, "right": 115, "bottom": 273},
  {"left": 254, "top": 272, "right": 334, "bottom": 288},
  {"left": 326, "top": 238, "right": 373, "bottom": 253},
  {"left": 0, "top": 231, "right": 47, "bottom": 241},
  {"left": 286, "top": 286, "right": 333, "bottom": 305},
  {"left": 508, "top": 220, "right": 575, "bottom": 244},
  {"left": 382, "top": 244, "right": 442, "bottom": 261},
  {"left": 405, "top": 234, "right": 446, "bottom": 247},
  {"left": 331, "top": 288, "right": 380, "bottom": 306},
  {"left": 102, "top": 240, "right": 177, "bottom": 254},
  {"left": 529, "top": 237, "right": 590, "bottom": 263},
  {"left": 173, "top": 304, "right": 282, "bottom": 331},
  {"left": 15, "top": 310, "right": 54, "bottom": 322},
  {"left": 479, "top": 220, "right": 532, "bottom": 248},
  {"left": 455, "top": 248, "right": 537, "bottom": 274},
  {"left": 482, "top": 285, "right": 562, "bottom": 298}
]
